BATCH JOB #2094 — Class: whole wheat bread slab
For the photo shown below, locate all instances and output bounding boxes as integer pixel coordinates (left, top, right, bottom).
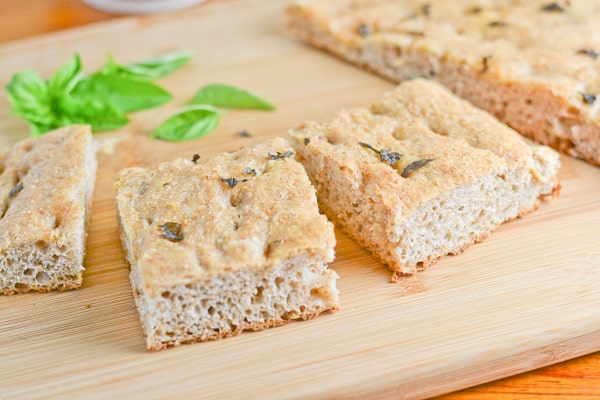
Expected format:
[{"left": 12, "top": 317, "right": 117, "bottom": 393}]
[
  {"left": 0, "top": 125, "right": 97, "bottom": 295},
  {"left": 115, "top": 137, "right": 339, "bottom": 351},
  {"left": 287, "top": 0, "right": 600, "bottom": 166},
  {"left": 289, "top": 79, "right": 560, "bottom": 278}
]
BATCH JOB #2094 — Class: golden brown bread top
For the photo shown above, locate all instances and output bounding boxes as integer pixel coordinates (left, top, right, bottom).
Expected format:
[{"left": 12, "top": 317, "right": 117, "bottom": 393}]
[
  {"left": 115, "top": 137, "right": 335, "bottom": 293},
  {"left": 290, "top": 79, "right": 560, "bottom": 213},
  {"left": 292, "top": 107, "right": 506, "bottom": 214},
  {"left": 288, "top": 0, "right": 600, "bottom": 121},
  {"left": 371, "top": 78, "right": 534, "bottom": 168},
  {"left": 0, "top": 125, "right": 93, "bottom": 253}
]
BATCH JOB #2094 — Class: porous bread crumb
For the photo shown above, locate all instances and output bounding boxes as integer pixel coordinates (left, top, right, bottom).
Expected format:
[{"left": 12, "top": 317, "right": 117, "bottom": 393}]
[
  {"left": 289, "top": 79, "right": 560, "bottom": 277},
  {"left": 115, "top": 137, "right": 339, "bottom": 351},
  {"left": 287, "top": 0, "right": 600, "bottom": 165},
  {"left": 0, "top": 125, "right": 97, "bottom": 295}
]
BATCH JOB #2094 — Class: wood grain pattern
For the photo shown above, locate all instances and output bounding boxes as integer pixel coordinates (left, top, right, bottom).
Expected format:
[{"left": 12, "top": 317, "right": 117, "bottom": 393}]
[{"left": 1, "top": 1, "right": 600, "bottom": 399}]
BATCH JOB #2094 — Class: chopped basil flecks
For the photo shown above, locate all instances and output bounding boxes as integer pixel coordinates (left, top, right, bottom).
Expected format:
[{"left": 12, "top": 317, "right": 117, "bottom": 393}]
[
  {"left": 488, "top": 21, "right": 508, "bottom": 27},
  {"left": 8, "top": 182, "right": 23, "bottom": 199},
  {"left": 221, "top": 177, "right": 247, "bottom": 188},
  {"left": 399, "top": 30, "right": 425, "bottom": 37},
  {"left": 268, "top": 151, "right": 294, "bottom": 160},
  {"left": 582, "top": 93, "right": 597, "bottom": 105},
  {"left": 358, "top": 24, "right": 371, "bottom": 37},
  {"left": 159, "top": 222, "right": 184, "bottom": 242},
  {"left": 243, "top": 167, "right": 257, "bottom": 176},
  {"left": 541, "top": 2, "right": 566, "bottom": 12},
  {"left": 402, "top": 159, "right": 434, "bottom": 178},
  {"left": 577, "top": 48, "right": 599, "bottom": 59},
  {"left": 359, "top": 142, "right": 403, "bottom": 165},
  {"left": 191, "top": 153, "right": 200, "bottom": 164},
  {"left": 304, "top": 138, "right": 310, "bottom": 145},
  {"left": 481, "top": 54, "right": 492, "bottom": 73},
  {"left": 238, "top": 130, "right": 250, "bottom": 137}
]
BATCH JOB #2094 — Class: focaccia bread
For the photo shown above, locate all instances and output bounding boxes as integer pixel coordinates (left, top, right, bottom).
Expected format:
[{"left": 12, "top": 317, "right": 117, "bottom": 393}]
[
  {"left": 115, "top": 137, "right": 339, "bottom": 351},
  {"left": 287, "top": 0, "right": 600, "bottom": 166},
  {"left": 289, "top": 79, "right": 560, "bottom": 278},
  {"left": 0, "top": 125, "right": 97, "bottom": 295}
]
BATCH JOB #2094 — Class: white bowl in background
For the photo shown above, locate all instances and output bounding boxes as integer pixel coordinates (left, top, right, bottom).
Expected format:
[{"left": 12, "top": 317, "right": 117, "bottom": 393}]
[{"left": 83, "top": 0, "right": 206, "bottom": 14}]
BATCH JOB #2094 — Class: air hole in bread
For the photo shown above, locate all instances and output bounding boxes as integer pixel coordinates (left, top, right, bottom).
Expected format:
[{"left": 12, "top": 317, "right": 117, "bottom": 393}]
[
  {"left": 230, "top": 194, "right": 242, "bottom": 208},
  {"left": 15, "top": 282, "right": 29, "bottom": 290},
  {"left": 207, "top": 306, "right": 216, "bottom": 316},
  {"left": 145, "top": 216, "right": 154, "bottom": 226},
  {"left": 252, "top": 286, "right": 264, "bottom": 304},
  {"left": 325, "top": 134, "right": 340, "bottom": 145},
  {"left": 18, "top": 164, "right": 29, "bottom": 179},
  {"left": 52, "top": 215, "right": 62, "bottom": 229},
  {"left": 23, "top": 268, "right": 34, "bottom": 276},
  {"left": 36, "top": 271, "right": 50, "bottom": 283},
  {"left": 161, "top": 291, "right": 170, "bottom": 299},
  {"left": 263, "top": 243, "right": 273, "bottom": 258},
  {"left": 275, "top": 276, "right": 284, "bottom": 289},
  {"left": 0, "top": 203, "right": 9, "bottom": 220},
  {"left": 34, "top": 240, "right": 48, "bottom": 253},
  {"left": 21, "top": 141, "right": 34, "bottom": 153},
  {"left": 281, "top": 311, "right": 293, "bottom": 321}
]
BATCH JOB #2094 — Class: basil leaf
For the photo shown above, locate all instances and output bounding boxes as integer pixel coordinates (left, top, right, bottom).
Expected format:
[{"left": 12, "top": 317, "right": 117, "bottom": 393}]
[
  {"left": 48, "top": 54, "right": 83, "bottom": 96},
  {"left": 189, "top": 83, "right": 276, "bottom": 110},
  {"left": 152, "top": 106, "right": 220, "bottom": 141},
  {"left": 73, "top": 73, "right": 172, "bottom": 113},
  {"left": 99, "top": 53, "right": 119, "bottom": 76},
  {"left": 5, "top": 70, "right": 55, "bottom": 126},
  {"left": 101, "top": 51, "right": 193, "bottom": 80},
  {"left": 60, "top": 96, "right": 129, "bottom": 131}
]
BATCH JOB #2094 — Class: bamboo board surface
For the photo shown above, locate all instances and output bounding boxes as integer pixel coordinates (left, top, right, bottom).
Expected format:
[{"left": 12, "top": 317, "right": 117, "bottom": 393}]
[{"left": 1, "top": 1, "right": 600, "bottom": 399}]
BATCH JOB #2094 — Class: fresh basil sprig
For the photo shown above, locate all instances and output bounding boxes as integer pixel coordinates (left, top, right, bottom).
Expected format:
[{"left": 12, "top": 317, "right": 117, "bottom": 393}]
[
  {"left": 152, "top": 105, "right": 221, "bottom": 141},
  {"left": 6, "top": 54, "right": 130, "bottom": 135},
  {"left": 101, "top": 51, "right": 193, "bottom": 80},
  {"left": 190, "top": 83, "right": 275, "bottom": 110},
  {"left": 6, "top": 71, "right": 55, "bottom": 136},
  {"left": 5, "top": 51, "right": 189, "bottom": 136},
  {"left": 73, "top": 73, "right": 172, "bottom": 113}
]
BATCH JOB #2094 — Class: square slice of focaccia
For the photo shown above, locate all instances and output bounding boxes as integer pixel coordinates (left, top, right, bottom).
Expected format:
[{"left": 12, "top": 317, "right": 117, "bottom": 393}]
[
  {"left": 0, "top": 125, "right": 97, "bottom": 295},
  {"left": 115, "top": 137, "right": 339, "bottom": 351},
  {"left": 289, "top": 79, "right": 560, "bottom": 278}
]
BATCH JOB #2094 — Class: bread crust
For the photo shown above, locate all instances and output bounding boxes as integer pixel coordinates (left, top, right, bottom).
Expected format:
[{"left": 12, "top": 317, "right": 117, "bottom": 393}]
[
  {"left": 0, "top": 125, "right": 97, "bottom": 295},
  {"left": 115, "top": 137, "right": 339, "bottom": 350},
  {"left": 287, "top": 0, "right": 600, "bottom": 166},
  {"left": 289, "top": 79, "right": 561, "bottom": 275}
]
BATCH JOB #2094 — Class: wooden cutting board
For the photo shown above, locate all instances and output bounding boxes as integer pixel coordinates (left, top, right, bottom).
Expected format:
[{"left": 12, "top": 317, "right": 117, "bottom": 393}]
[{"left": 1, "top": 1, "right": 600, "bottom": 398}]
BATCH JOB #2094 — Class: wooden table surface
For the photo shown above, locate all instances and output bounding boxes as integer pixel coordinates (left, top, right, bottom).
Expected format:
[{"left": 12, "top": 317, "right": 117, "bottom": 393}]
[{"left": 1, "top": 1, "right": 599, "bottom": 398}]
